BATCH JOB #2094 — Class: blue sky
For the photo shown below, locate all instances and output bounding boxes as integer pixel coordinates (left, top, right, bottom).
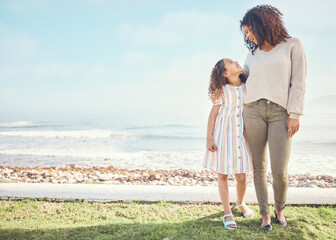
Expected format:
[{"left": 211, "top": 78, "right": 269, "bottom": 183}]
[{"left": 0, "top": 0, "right": 335, "bottom": 122}]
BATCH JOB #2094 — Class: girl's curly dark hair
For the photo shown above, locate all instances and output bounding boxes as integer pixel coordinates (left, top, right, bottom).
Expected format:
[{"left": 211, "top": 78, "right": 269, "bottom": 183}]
[
  {"left": 240, "top": 5, "right": 291, "bottom": 54},
  {"left": 208, "top": 59, "right": 246, "bottom": 97}
]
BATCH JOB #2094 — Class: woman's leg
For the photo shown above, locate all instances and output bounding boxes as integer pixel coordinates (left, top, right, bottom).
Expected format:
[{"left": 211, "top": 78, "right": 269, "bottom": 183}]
[
  {"left": 243, "top": 102, "right": 270, "bottom": 225},
  {"left": 218, "top": 173, "right": 236, "bottom": 228},
  {"left": 268, "top": 104, "right": 292, "bottom": 222}
]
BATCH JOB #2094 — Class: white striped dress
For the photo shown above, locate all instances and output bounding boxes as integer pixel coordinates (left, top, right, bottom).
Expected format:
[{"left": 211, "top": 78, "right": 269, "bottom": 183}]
[{"left": 203, "top": 83, "right": 253, "bottom": 175}]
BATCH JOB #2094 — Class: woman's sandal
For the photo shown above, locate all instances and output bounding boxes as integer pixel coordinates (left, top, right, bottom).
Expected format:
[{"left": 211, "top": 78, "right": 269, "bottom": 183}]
[
  {"left": 274, "top": 210, "right": 287, "bottom": 226},
  {"left": 261, "top": 224, "right": 273, "bottom": 231},
  {"left": 223, "top": 214, "right": 238, "bottom": 230},
  {"left": 236, "top": 201, "right": 255, "bottom": 218}
]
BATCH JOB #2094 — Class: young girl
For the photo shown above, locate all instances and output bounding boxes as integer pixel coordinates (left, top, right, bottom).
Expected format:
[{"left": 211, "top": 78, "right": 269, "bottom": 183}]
[{"left": 203, "top": 58, "right": 254, "bottom": 230}]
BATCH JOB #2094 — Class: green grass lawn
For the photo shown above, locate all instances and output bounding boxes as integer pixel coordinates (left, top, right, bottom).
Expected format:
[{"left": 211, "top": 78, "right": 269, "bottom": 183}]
[{"left": 0, "top": 199, "right": 335, "bottom": 240}]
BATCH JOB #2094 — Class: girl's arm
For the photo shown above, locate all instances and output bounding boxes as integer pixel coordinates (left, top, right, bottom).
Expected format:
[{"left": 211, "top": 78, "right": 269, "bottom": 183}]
[{"left": 206, "top": 105, "right": 221, "bottom": 152}]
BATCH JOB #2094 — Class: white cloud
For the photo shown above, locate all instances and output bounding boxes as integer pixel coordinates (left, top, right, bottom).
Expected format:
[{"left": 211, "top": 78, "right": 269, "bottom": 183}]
[
  {"left": 122, "top": 50, "right": 150, "bottom": 65},
  {"left": 120, "top": 11, "right": 235, "bottom": 45},
  {"left": 0, "top": 62, "right": 115, "bottom": 83},
  {"left": 0, "top": 0, "right": 131, "bottom": 13},
  {"left": 0, "top": 22, "right": 39, "bottom": 64},
  {"left": 0, "top": 51, "right": 220, "bottom": 119},
  {"left": 115, "top": 51, "right": 222, "bottom": 119},
  {"left": 0, "top": 21, "right": 116, "bottom": 84},
  {"left": 0, "top": 61, "right": 126, "bottom": 119},
  {"left": 0, "top": 0, "right": 48, "bottom": 12}
]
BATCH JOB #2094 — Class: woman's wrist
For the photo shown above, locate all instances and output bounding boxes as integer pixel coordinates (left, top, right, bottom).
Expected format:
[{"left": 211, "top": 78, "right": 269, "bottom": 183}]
[{"left": 289, "top": 113, "right": 300, "bottom": 120}]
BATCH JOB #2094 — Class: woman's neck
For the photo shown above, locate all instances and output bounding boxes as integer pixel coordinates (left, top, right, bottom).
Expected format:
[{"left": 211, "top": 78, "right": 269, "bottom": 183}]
[{"left": 260, "top": 41, "right": 274, "bottom": 52}]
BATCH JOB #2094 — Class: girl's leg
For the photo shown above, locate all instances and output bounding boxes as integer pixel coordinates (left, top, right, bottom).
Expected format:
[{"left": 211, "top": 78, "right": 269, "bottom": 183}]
[
  {"left": 235, "top": 173, "right": 247, "bottom": 205},
  {"left": 218, "top": 173, "right": 237, "bottom": 228},
  {"left": 235, "top": 173, "right": 254, "bottom": 216}
]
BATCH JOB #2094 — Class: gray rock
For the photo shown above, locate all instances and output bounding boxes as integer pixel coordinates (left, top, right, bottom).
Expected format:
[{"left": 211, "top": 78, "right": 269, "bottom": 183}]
[
  {"left": 168, "top": 180, "right": 174, "bottom": 185},
  {"left": 67, "top": 178, "right": 76, "bottom": 184},
  {"left": 309, "top": 180, "right": 318, "bottom": 185}
]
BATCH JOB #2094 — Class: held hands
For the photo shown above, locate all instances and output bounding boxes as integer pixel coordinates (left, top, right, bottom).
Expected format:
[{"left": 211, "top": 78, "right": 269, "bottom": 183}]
[
  {"left": 206, "top": 138, "right": 217, "bottom": 152},
  {"left": 287, "top": 118, "right": 300, "bottom": 138}
]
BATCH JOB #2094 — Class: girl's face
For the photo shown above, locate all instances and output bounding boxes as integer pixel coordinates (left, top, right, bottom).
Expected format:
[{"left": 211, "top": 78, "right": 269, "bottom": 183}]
[
  {"left": 223, "top": 59, "right": 243, "bottom": 77},
  {"left": 241, "top": 25, "right": 258, "bottom": 45}
]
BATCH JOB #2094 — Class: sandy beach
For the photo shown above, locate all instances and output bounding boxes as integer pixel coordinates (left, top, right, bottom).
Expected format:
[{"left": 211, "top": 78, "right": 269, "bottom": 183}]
[{"left": 0, "top": 165, "right": 335, "bottom": 188}]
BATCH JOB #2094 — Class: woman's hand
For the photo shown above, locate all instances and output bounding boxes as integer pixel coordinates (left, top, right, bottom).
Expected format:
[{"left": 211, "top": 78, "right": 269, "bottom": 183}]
[
  {"left": 206, "top": 138, "right": 217, "bottom": 152},
  {"left": 287, "top": 118, "right": 299, "bottom": 138},
  {"left": 210, "top": 92, "right": 222, "bottom": 104}
]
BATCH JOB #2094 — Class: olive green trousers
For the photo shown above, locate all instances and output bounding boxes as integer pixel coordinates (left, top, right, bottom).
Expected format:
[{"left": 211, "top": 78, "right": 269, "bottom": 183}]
[{"left": 243, "top": 99, "right": 292, "bottom": 215}]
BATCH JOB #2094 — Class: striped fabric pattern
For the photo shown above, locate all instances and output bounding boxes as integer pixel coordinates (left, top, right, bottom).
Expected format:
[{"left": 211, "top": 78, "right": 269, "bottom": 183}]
[{"left": 203, "top": 83, "right": 253, "bottom": 175}]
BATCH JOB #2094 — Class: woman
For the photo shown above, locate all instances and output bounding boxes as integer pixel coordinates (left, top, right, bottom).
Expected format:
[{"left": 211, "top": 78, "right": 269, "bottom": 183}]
[{"left": 240, "top": 5, "right": 306, "bottom": 230}]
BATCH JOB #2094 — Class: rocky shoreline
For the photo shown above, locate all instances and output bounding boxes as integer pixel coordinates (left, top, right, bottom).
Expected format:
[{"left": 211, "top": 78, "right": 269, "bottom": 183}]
[{"left": 0, "top": 165, "right": 335, "bottom": 188}]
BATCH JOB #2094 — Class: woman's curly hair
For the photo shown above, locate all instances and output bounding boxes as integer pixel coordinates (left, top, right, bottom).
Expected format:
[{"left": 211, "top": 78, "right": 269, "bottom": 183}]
[
  {"left": 240, "top": 5, "right": 291, "bottom": 54},
  {"left": 208, "top": 59, "right": 246, "bottom": 97}
]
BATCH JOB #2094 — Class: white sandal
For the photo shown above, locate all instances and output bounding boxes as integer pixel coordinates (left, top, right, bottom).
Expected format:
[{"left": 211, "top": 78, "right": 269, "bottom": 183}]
[
  {"left": 236, "top": 201, "right": 254, "bottom": 218},
  {"left": 223, "top": 214, "right": 237, "bottom": 230}
]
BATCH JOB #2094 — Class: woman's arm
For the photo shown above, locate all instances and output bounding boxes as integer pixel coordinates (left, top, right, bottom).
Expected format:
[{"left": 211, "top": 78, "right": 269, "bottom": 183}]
[
  {"left": 206, "top": 105, "right": 221, "bottom": 152},
  {"left": 287, "top": 38, "right": 307, "bottom": 120},
  {"left": 287, "top": 38, "right": 307, "bottom": 137}
]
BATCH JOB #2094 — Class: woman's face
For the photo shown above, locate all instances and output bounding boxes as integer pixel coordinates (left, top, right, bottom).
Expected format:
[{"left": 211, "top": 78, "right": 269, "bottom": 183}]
[{"left": 241, "top": 25, "right": 258, "bottom": 45}]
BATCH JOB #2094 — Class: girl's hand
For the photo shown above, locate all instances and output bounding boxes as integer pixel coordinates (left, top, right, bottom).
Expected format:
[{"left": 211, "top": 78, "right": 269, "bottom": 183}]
[
  {"left": 206, "top": 139, "right": 217, "bottom": 152},
  {"left": 287, "top": 118, "right": 299, "bottom": 138}
]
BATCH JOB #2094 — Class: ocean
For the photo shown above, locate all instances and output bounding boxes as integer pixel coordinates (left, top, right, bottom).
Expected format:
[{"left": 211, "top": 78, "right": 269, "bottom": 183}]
[{"left": 0, "top": 110, "right": 335, "bottom": 176}]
